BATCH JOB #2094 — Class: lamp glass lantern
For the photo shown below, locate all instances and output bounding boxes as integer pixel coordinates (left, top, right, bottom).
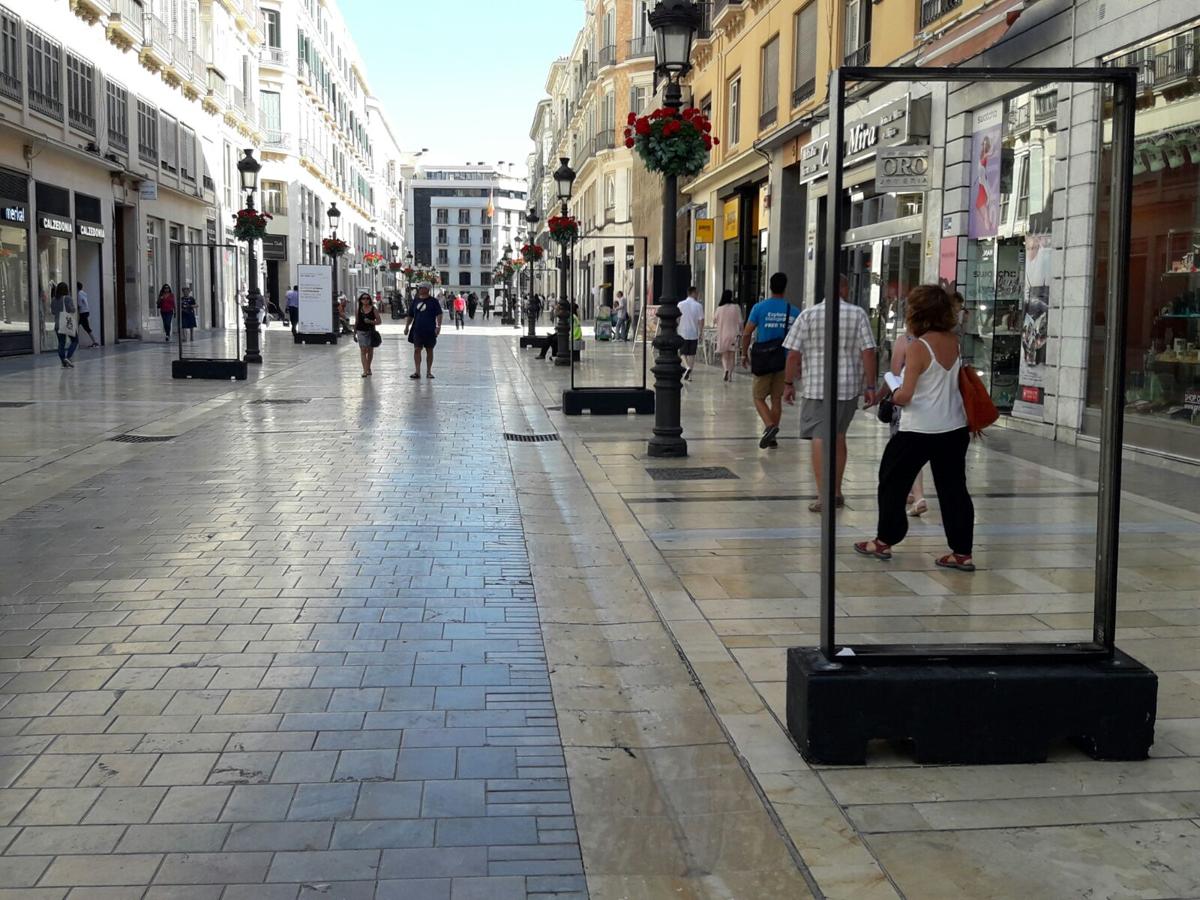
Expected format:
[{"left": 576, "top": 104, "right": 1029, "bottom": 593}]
[
  {"left": 649, "top": 0, "right": 700, "bottom": 77},
  {"left": 553, "top": 158, "right": 576, "bottom": 203},
  {"left": 326, "top": 202, "right": 341, "bottom": 234},
  {"left": 390, "top": 242, "right": 400, "bottom": 263},
  {"left": 237, "top": 148, "right": 261, "bottom": 196}
]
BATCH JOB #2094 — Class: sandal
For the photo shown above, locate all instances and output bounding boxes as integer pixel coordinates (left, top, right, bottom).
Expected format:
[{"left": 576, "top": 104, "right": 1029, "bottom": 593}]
[
  {"left": 410, "top": 373, "right": 421, "bottom": 379},
  {"left": 854, "top": 539, "right": 893, "bottom": 561},
  {"left": 936, "top": 553, "right": 976, "bottom": 572},
  {"left": 808, "top": 496, "right": 846, "bottom": 513},
  {"left": 907, "top": 499, "right": 928, "bottom": 517}
]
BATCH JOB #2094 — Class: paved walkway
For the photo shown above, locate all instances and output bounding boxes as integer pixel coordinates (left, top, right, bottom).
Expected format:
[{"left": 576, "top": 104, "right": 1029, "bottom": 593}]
[{"left": 0, "top": 323, "right": 1197, "bottom": 899}]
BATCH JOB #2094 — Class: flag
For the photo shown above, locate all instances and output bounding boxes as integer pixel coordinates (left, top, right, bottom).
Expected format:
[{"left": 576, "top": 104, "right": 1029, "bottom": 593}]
[{"left": 486, "top": 191, "right": 495, "bottom": 218}]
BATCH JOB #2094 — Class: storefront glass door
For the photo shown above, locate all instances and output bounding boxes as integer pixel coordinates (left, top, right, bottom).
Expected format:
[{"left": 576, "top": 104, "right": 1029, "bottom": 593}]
[{"left": 37, "top": 233, "right": 71, "bottom": 352}]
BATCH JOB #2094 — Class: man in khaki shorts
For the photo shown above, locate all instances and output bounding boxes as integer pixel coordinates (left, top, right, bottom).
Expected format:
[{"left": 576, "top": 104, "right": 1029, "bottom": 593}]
[
  {"left": 783, "top": 275, "right": 877, "bottom": 511},
  {"left": 742, "top": 273, "right": 802, "bottom": 449}
]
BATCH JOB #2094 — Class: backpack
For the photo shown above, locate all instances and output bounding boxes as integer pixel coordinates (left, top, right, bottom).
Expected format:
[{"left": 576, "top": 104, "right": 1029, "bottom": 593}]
[{"left": 958, "top": 365, "right": 1000, "bottom": 435}]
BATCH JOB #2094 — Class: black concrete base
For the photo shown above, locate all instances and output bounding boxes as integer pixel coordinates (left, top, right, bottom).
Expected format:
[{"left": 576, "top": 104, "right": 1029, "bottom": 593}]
[
  {"left": 563, "top": 387, "right": 655, "bottom": 416},
  {"left": 296, "top": 332, "right": 338, "bottom": 345},
  {"left": 519, "top": 336, "right": 540, "bottom": 348},
  {"left": 786, "top": 647, "right": 1158, "bottom": 765},
  {"left": 172, "top": 358, "right": 248, "bottom": 380}
]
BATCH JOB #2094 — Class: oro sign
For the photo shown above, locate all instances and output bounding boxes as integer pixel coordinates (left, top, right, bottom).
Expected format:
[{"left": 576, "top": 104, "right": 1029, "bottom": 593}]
[{"left": 875, "top": 146, "right": 931, "bottom": 191}]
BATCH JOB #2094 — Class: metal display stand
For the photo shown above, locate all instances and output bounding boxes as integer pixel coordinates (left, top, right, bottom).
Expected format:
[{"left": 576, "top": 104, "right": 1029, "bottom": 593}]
[
  {"left": 171, "top": 241, "right": 248, "bottom": 380},
  {"left": 787, "top": 66, "right": 1157, "bottom": 765},
  {"left": 563, "top": 234, "right": 654, "bottom": 415}
]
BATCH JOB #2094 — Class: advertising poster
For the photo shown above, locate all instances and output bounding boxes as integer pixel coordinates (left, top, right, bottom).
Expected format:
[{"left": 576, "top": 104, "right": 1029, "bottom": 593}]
[
  {"left": 968, "top": 104, "right": 1003, "bottom": 240},
  {"left": 1015, "top": 233, "right": 1053, "bottom": 419},
  {"left": 939, "top": 237, "right": 958, "bottom": 291},
  {"left": 297, "top": 264, "right": 333, "bottom": 334}
]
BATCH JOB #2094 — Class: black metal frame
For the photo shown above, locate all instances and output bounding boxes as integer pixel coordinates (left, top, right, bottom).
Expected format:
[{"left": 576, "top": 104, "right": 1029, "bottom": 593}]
[
  {"left": 173, "top": 241, "right": 242, "bottom": 362},
  {"left": 819, "top": 66, "right": 1137, "bottom": 665},
  {"left": 567, "top": 234, "right": 651, "bottom": 393}
]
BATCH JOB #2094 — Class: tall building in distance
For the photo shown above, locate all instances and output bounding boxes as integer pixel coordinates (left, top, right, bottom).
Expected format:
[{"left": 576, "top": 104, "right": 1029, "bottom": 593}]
[{"left": 404, "top": 164, "right": 527, "bottom": 296}]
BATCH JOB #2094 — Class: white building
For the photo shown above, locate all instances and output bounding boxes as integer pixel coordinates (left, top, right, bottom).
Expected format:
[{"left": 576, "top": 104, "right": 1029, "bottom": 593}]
[
  {"left": 0, "top": 0, "right": 260, "bottom": 356},
  {"left": 256, "top": 0, "right": 403, "bottom": 304},
  {"left": 404, "top": 164, "right": 527, "bottom": 297}
]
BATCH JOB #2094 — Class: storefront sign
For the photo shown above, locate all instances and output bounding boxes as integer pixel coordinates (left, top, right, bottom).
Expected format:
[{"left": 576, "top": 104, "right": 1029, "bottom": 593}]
[
  {"left": 2, "top": 205, "right": 27, "bottom": 224},
  {"left": 297, "top": 264, "right": 333, "bottom": 334},
  {"left": 38, "top": 214, "right": 72, "bottom": 234},
  {"left": 139, "top": 181, "right": 158, "bottom": 201},
  {"left": 722, "top": 199, "right": 739, "bottom": 240},
  {"left": 968, "top": 103, "right": 1003, "bottom": 239},
  {"left": 76, "top": 221, "right": 105, "bottom": 241},
  {"left": 876, "top": 146, "right": 931, "bottom": 191},
  {"left": 625, "top": 245, "right": 636, "bottom": 269},
  {"left": 799, "top": 95, "right": 922, "bottom": 183},
  {"left": 1184, "top": 391, "right": 1200, "bottom": 412},
  {"left": 695, "top": 218, "right": 715, "bottom": 243},
  {"left": 261, "top": 234, "right": 288, "bottom": 260}
]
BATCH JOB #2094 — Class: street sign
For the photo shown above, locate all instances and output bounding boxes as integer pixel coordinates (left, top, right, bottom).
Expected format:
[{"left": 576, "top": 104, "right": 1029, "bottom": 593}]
[
  {"left": 297, "top": 264, "right": 332, "bottom": 334},
  {"left": 261, "top": 234, "right": 288, "bottom": 260}
]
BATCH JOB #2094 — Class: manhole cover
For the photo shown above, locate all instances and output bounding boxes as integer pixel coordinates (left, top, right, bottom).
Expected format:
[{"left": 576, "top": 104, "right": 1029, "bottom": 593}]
[
  {"left": 0, "top": 402, "right": 33, "bottom": 408},
  {"left": 504, "top": 433, "right": 561, "bottom": 443},
  {"left": 646, "top": 466, "right": 738, "bottom": 481},
  {"left": 110, "top": 434, "right": 176, "bottom": 443},
  {"left": 251, "top": 398, "right": 311, "bottom": 405}
]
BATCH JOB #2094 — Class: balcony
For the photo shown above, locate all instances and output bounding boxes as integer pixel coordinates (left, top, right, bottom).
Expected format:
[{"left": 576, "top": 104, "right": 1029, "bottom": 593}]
[
  {"left": 0, "top": 55, "right": 18, "bottom": 104},
  {"left": 844, "top": 43, "right": 871, "bottom": 67},
  {"left": 260, "top": 46, "right": 287, "bottom": 68},
  {"left": 107, "top": 121, "right": 128, "bottom": 153},
  {"left": 1033, "top": 91, "right": 1057, "bottom": 124},
  {"left": 598, "top": 44, "right": 617, "bottom": 69},
  {"left": 263, "top": 130, "right": 292, "bottom": 151},
  {"left": 697, "top": 1, "right": 713, "bottom": 40},
  {"left": 231, "top": 85, "right": 245, "bottom": 113},
  {"left": 628, "top": 35, "right": 654, "bottom": 59},
  {"left": 1007, "top": 102, "right": 1030, "bottom": 132},
  {"left": 1148, "top": 36, "right": 1199, "bottom": 89},
  {"left": 172, "top": 37, "right": 192, "bottom": 77},
  {"left": 106, "top": 0, "right": 143, "bottom": 50},
  {"left": 140, "top": 13, "right": 171, "bottom": 71},
  {"left": 29, "top": 81, "right": 62, "bottom": 121},
  {"left": 759, "top": 106, "right": 777, "bottom": 130},
  {"left": 595, "top": 131, "right": 616, "bottom": 154},
  {"left": 919, "top": 0, "right": 963, "bottom": 30},
  {"left": 713, "top": 0, "right": 742, "bottom": 24},
  {"left": 792, "top": 77, "right": 816, "bottom": 108}
]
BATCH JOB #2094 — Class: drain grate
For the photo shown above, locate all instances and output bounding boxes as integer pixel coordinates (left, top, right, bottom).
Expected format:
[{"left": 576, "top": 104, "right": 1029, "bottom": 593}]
[
  {"left": 504, "top": 433, "right": 561, "bottom": 443},
  {"left": 251, "top": 398, "right": 311, "bottom": 405},
  {"left": 110, "top": 434, "right": 176, "bottom": 444},
  {"left": 0, "top": 401, "right": 33, "bottom": 408},
  {"left": 646, "top": 466, "right": 739, "bottom": 482}
]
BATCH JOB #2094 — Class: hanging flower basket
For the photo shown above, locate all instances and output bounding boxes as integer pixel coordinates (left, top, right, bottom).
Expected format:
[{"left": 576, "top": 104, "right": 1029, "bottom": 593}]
[
  {"left": 402, "top": 265, "right": 416, "bottom": 279},
  {"left": 388, "top": 262, "right": 405, "bottom": 272},
  {"left": 362, "top": 251, "right": 385, "bottom": 266},
  {"left": 547, "top": 215, "right": 579, "bottom": 246},
  {"left": 232, "top": 208, "right": 272, "bottom": 242},
  {"left": 521, "top": 243, "right": 545, "bottom": 263},
  {"left": 322, "top": 237, "right": 348, "bottom": 257},
  {"left": 625, "top": 106, "right": 718, "bottom": 179}
]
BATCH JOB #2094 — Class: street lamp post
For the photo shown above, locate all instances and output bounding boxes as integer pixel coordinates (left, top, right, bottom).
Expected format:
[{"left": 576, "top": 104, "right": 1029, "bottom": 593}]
[
  {"left": 404, "top": 250, "right": 414, "bottom": 301},
  {"left": 389, "top": 242, "right": 400, "bottom": 317},
  {"left": 553, "top": 158, "right": 576, "bottom": 367},
  {"left": 368, "top": 226, "right": 378, "bottom": 299},
  {"left": 327, "top": 202, "right": 341, "bottom": 336},
  {"left": 237, "top": 149, "right": 264, "bottom": 364},
  {"left": 646, "top": 0, "right": 700, "bottom": 458},
  {"left": 525, "top": 207, "right": 540, "bottom": 340}
]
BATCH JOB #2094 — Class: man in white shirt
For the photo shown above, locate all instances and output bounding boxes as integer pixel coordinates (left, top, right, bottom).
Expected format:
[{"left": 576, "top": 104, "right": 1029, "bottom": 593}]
[
  {"left": 76, "top": 282, "right": 99, "bottom": 348},
  {"left": 285, "top": 285, "right": 300, "bottom": 335},
  {"left": 677, "top": 286, "right": 705, "bottom": 381}
]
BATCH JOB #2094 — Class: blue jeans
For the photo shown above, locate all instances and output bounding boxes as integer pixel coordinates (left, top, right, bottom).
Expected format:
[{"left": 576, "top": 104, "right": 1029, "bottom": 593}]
[
  {"left": 161, "top": 311, "right": 174, "bottom": 337},
  {"left": 57, "top": 332, "right": 79, "bottom": 362}
]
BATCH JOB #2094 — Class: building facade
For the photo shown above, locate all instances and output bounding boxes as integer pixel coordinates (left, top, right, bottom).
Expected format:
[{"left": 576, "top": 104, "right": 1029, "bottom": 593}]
[{"left": 404, "top": 164, "right": 527, "bottom": 297}]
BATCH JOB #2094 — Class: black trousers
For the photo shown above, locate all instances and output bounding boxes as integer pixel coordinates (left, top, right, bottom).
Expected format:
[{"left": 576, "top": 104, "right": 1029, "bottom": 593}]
[{"left": 876, "top": 427, "right": 974, "bottom": 555}]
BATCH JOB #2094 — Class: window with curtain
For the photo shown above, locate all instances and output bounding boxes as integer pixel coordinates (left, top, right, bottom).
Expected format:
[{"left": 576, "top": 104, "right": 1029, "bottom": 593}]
[
  {"left": 793, "top": 5, "right": 817, "bottom": 106},
  {"left": 727, "top": 75, "right": 741, "bottom": 146},
  {"left": 259, "top": 91, "right": 281, "bottom": 133},
  {"left": 760, "top": 35, "right": 780, "bottom": 129}
]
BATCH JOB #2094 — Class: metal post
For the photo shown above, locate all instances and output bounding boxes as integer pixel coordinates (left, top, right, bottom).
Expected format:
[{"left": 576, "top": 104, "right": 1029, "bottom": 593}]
[
  {"left": 647, "top": 78, "right": 687, "bottom": 458},
  {"left": 331, "top": 255, "right": 339, "bottom": 338},
  {"left": 243, "top": 192, "right": 263, "bottom": 364},
  {"left": 527, "top": 258, "right": 538, "bottom": 339},
  {"left": 819, "top": 67, "right": 846, "bottom": 661},
  {"left": 555, "top": 204, "right": 572, "bottom": 366},
  {"left": 1093, "top": 73, "right": 1136, "bottom": 656}
]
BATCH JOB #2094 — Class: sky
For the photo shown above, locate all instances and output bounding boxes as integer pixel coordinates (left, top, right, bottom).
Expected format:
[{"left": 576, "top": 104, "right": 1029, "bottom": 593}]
[{"left": 342, "top": 0, "right": 585, "bottom": 176}]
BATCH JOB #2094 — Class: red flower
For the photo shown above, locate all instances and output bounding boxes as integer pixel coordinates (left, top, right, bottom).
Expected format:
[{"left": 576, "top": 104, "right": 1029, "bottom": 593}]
[
  {"left": 702, "top": 121, "right": 712, "bottom": 133},
  {"left": 627, "top": 111, "right": 637, "bottom": 125},
  {"left": 625, "top": 138, "right": 635, "bottom": 148},
  {"left": 713, "top": 137, "right": 721, "bottom": 146},
  {"left": 635, "top": 118, "right": 651, "bottom": 136}
]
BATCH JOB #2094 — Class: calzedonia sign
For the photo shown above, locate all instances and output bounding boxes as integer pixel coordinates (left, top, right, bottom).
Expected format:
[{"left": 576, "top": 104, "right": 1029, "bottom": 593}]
[
  {"left": 799, "top": 95, "right": 928, "bottom": 183},
  {"left": 38, "top": 214, "right": 73, "bottom": 234},
  {"left": 77, "top": 221, "right": 105, "bottom": 241}
]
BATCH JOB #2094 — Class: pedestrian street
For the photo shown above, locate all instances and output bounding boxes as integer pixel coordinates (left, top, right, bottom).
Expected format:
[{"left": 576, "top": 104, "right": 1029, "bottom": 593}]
[{"left": 0, "top": 326, "right": 1197, "bottom": 899}]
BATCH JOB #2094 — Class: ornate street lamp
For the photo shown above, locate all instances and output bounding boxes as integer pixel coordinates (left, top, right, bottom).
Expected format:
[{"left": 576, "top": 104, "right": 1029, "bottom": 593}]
[
  {"left": 368, "top": 226, "right": 378, "bottom": 298},
  {"left": 553, "top": 157, "right": 576, "bottom": 367},
  {"left": 237, "top": 148, "right": 264, "bottom": 364},
  {"left": 327, "top": 202, "right": 341, "bottom": 334},
  {"left": 404, "top": 249, "right": 414, "bottom": 301},
  {"left": 646, "top": 0, "right": 700, "bottom": 458},
  {"left": 525, "top": 207, "right": 540, "bottom": 340}
]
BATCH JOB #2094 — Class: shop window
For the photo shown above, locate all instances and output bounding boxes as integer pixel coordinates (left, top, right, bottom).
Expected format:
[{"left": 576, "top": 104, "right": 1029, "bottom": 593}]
[
  {"left": 66, "top": 53, "right": 95, "bottom": 135},
  {"left": 137, "top": 99, "right": 158, "bottom": 167},
  {"left": 0, "top": 187, "right": 31, "bottom": 344},
  {"left": 759, "top": 35, "right": 779, "bottom": 130},
  {"left": 0, "top": 7, "right": 19, "bottom": 102},
  {"left": 25, "top": 26, "right": 61, "bottom": 120},
  {"left": 727, "top": 74, "right": 741, "bottom": 147},
  {"left": 105, "top": 81, "right": 128, "bottom": 153},
  {"left": 793, "top": 4, "right": 817, "bottom": 107}
]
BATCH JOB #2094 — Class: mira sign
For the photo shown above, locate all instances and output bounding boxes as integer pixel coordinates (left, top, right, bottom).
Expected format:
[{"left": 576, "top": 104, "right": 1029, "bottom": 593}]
[{"left": 799, "top": 95, "right": 929, "bottom": 183}]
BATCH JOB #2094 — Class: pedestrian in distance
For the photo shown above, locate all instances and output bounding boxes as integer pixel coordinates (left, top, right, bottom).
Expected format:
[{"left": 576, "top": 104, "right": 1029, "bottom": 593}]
[
  {"left": 156, "top": 284, "right": 176, "bottom": 341},
  {"left": 614, "top": 292, "right": 629, "bottom": 341},
  {"left": 855, "top": 284, "right": 975, "bottom": 572},
  {"left": 782, "top": 274, "right": 878, "bottom": 512},
  {"left": 482, "top": 293, "right": 493, "bottom": 321},
  {"left": 76, "top": 282, "right": 99, "bottom": 348},
  {"left": 354, "top": 292, "right": 381, "bottom": 378},
  {"left": 742, "top": 273, "right": 802, "bottom": 449},
  {"left": 286, "top": 284, "right": 300, "bottom": 335},
  {"left": 51, "top": 282, "right": 79, "bottom": 368},
  {"left": 714, "top": 289, "right": 742, "bottom": 382},
  {"left": 406, "top": 283, "right": 442, "bottom": 379},
  {"left": 678, "top": 286, "right": 704, "bottom": 380},
  {"left": 467, "top": 292, "right": 478, "bottom": 320},
  {"left": 453, "top": 294, "right": 466, "bottom": 330},
  {"left": 180, "top": 287, "right": 198, "bottom": 342},
  {"left": 337, "top": 293, "right": 353, "bottom": 335}
]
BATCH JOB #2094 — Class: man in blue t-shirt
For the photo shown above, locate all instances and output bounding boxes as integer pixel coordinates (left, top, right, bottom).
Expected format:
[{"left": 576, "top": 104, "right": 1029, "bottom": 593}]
[
  {"left": 741, "top": 272, "right": 802, "bottom": 449},
  {"left": 405, "top": 284, "right": 443, "bottom": 379}
]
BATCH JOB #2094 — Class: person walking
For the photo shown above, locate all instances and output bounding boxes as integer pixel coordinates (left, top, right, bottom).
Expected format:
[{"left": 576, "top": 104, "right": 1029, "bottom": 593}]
[
  {"left": 614, "top": 292, "right": 629, "bottom": 341},
  {"left": 76, "top": 282, "right": 100, "bottom": 348},
  {"left": 157, "top": 284, "right": 176, "bottom": 341},
  {"left": 889, "top": 331, "right": 928, "bottom": 517},
  {"left": 354, "top": 292, "right": 381, "bottom": 378},
  {"left": 782, "top": 274, "right": 878, "bottom": 512},
  {"left": 678, "top": 286, "right": 704, "bottom": 380},
  {"left": 406, "top": 283, "right": 442, "bottom": 379},
  {"left": 741, "top": 273, "right": 802, "bottom": 449},
  {"left": 51, "top": 282, "right": 79, "bottom": 368},
  {"left": 467, "top": 293, "right": 478, "bottom": 320},
  {"left": 714, "top": 289, "right": 742, "bottom": 382},
  {"left": 854, "top": 285, "right": 975, "bottom": 571},
  {"left": 453, "top": 294, "right": 466, "bottom": 330},
  {"left": 180, "top": 287, "right": 198, "bottom": 342},
  {"left": 285, "top": 284, "right": 300, "bottom": 335},
  {"left": 482, "top": 293, "right": 493, "bottom": 321}
]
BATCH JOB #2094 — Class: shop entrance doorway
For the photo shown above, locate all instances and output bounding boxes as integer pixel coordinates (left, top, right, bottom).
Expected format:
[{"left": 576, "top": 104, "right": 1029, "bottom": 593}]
[{"left": 76, "top": 239, "right": 103, "bottom": 346}]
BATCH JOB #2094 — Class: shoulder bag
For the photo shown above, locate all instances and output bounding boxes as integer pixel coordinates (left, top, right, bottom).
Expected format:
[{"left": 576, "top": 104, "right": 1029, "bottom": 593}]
[
  {"left": 959, "top": 364, "right": 1000, "bottom": 435},
  {"left": 749, "top": 304, "right": 792, "bottom": 376}
]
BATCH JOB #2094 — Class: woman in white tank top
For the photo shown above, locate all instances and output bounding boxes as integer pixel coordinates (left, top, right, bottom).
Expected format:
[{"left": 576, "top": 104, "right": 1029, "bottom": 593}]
[{"left": 855, "top": 285, "right": 976, "bottom": 571}]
